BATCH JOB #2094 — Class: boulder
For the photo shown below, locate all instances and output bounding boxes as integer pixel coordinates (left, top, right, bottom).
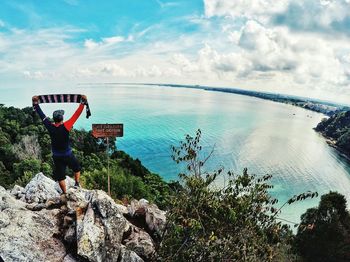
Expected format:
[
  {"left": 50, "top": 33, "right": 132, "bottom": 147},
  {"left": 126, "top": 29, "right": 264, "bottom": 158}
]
[
  {"left": 10, "top": 184, "right": 25, "bottom": 198},
  {"left": 18, "top": 173, "right": 78, "bottom": 204},
  {"left": 119, "top": 246, "right": 144, "bottom": 262},
  {"left": 145, "top": 204, "right": 166, "bottom": 235},
  {"left": 75, "top": 189, "right": 131, "bottom": 261},
  {"left": 0, "top": 186, "right": 26, "bottom": 211},
  {"left": 127, "top": 199, "right": 166, "bottom": 235},
  {"left": 0, "top": 173, "right": 161, "bottom": 262},
  {"left": 124, "top": 226, "right": 155, "bottom": 259},
  {"left": 0, "top": 205, "right": 66, "bottom": 261},
  {"left": 22, "top": 173, "right": 60, "bottom": 203}
]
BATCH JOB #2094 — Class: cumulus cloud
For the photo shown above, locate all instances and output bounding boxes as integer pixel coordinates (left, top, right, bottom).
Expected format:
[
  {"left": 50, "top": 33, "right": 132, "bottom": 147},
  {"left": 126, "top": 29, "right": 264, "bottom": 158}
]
[
  {"left": 272, "top": 0, "right": 350, "bottom": 35},
  {"left": 201, "top": 0, "right": 350, "bottom": 100}
]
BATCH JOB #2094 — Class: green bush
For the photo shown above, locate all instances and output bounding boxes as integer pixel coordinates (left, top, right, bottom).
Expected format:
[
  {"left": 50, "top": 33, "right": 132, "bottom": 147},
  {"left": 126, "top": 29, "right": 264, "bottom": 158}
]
[
  {"left": 82, "top": 166, "right": 150, "bottom": 201},
  {"left": 13, "top": 158, "right": 41, "bottom": 184},
  {"left": 158, "top": 130, "right": 303, "bottom": 262},
  {"left": 294, "top": 192, "right": 350, "bottom": 262}
]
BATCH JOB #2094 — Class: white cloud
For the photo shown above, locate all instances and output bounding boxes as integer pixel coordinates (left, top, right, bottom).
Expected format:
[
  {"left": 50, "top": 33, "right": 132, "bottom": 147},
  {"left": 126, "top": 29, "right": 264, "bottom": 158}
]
[
  {"left": 84, "top": 35, "right": 133, "bottom": 50},
  {"left": 200, "top": 0, "right": 350, "bottom": 101},
  {"left": 1, "top": 1, "right": 350, "bottom": 104},
  {"left": 204, "top": 0, "right": 289, "bottom": 23},
  {"left": 84, "top": 39, "right": 99, "bottom": 50}
]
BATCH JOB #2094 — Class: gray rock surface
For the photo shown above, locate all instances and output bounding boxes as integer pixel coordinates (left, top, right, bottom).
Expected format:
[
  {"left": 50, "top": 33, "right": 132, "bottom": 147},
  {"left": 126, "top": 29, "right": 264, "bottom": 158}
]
[
  {"left": 124, "top": 226, "right": 155, "bottom": 259},
  {"left": 128, "top": 199, "right": 166, "bottom": 235},
  {"left": 119, "top": 246, "right": 144, "bottom": 262},
  {"left": 10, "top": 184, "right": 25, "bottom": 198},
  {"left": 75, "top": 189, "right": 131, "bottom": 261},
  {"left": 145, "top": 204, "right": 166, "bottom": 235},
  {"left": 0, "top": 204, "right": 66, "bottom": 261},
  {"left": 22, "top": 172, "right": 60, "bottom": 203},
  {"left": 0, "top": 186, "right": 26, "bottom": 211},
  {"left": 0, "top": 173, "right": 165, "bottom": 262}
]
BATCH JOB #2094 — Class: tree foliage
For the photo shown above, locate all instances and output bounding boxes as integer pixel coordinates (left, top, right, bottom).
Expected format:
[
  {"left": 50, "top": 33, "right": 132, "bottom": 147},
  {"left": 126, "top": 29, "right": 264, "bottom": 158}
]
[
  {"left": 315, "top": 110, "right": 350, "bottom": 154},
  {"left": 294, "top": 191, "right": 350, "bottom": 262},
  {"left": 158, "top": 129, "right": 317, "bottom": 261}
]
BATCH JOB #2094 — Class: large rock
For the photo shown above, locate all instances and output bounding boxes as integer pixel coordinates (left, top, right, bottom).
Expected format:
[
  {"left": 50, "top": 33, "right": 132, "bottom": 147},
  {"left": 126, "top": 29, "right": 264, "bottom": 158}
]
[
  {"left": 0, "top": 186, "right": 26, "bottom": 211},
  {"left": 145, "top": 204, "right": 166, "bottom": 235},
  {"left": 0, "top": 201, "right": 66, "bottom": 261},
  {"left": 124, "top": 226, "right": 155, "bottom": 259},
  {"left": 119, "top": 246, "right": 144, "bottom": 262},
  {"left": 21, "top": 173, "right": 60, "bottom": 203},
  {"left": 74, "top": 189, "right": 131, "bottom": 261},
  {"left": 9, "top": 184, "right": 25, "bottom": 198},
  {"left": 128, "top": 199, "right": 166, "bottom": 236},
  {"left": 18, "top": 173, "right": 76, "bottom": 204},
  {"left": 1, "top": 173, "right": 166, "bottom": 262}
]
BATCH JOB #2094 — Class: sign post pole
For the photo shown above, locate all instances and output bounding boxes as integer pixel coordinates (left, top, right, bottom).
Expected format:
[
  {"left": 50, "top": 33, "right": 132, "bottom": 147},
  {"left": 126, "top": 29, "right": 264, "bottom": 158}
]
[
  {"left": 107, "top": 136, "right": 111, "bottom": 196},
  {"left": 92, "top": 123, "right": 124, "bottom": 198}
]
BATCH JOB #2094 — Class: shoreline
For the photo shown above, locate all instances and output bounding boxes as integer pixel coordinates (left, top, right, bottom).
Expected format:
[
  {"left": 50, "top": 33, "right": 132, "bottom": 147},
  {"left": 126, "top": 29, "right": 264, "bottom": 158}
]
[
  {"left": 317, "top": 132, "right": 350, "bottom": 162},
  {"left": 141, "top": 83, "right": 350, "bottom": 117}
]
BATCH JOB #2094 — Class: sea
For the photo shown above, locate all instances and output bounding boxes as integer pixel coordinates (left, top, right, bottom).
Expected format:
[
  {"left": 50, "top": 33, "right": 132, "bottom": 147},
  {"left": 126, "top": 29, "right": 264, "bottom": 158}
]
[{"left": 2, "top": 83, "right": 350, "bottom": 225}]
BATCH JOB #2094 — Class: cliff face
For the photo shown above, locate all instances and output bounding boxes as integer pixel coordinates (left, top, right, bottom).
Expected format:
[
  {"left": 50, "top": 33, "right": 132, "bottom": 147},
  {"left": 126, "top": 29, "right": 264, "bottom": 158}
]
[
  {"left": 315, "top": 110, "right": 350, "bottom": 155},
  {"left": 0, "top": 173, "right": 166, "bottom": 262}
]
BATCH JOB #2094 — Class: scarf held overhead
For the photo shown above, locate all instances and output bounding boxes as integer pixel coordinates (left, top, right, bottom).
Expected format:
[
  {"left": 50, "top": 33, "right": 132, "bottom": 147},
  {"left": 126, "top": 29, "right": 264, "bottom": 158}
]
[{"left": 33, "top": 94, "right": 91, "bottom": 118}]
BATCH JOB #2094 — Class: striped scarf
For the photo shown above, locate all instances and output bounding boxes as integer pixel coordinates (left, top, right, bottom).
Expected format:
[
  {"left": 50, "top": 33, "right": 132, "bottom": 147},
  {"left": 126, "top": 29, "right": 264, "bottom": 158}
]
[{"left": 33, "top": 94, "right": 91, "bottom": 118}]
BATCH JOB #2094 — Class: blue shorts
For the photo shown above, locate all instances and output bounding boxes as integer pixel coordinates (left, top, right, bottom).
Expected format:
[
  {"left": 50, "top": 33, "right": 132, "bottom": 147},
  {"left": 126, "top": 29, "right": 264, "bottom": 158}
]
[{"left": 52, "top": 153, "right": 81, "bottom": 181}]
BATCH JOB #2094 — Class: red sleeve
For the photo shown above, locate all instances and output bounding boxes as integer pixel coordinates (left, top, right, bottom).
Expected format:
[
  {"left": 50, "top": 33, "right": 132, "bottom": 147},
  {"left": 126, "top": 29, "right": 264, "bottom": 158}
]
[{"left": 64, "top": 103, "right": 85, "bottom": 131}]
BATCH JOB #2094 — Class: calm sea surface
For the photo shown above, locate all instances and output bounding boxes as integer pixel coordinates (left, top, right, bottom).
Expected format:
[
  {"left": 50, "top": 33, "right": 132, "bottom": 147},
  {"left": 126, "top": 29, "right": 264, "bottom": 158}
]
[{"left": 3, "top": 84, "right": 350, "bottom": 224}]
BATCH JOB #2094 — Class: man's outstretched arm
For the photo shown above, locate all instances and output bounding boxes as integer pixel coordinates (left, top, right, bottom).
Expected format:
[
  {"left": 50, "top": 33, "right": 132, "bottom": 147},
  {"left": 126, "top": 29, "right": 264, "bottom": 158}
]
[
  {"left": 32, "top": 96, "right": 51, "bottom": 130},
  {"left": 64, "top": 95, "right": 87, "bottom": 131}
]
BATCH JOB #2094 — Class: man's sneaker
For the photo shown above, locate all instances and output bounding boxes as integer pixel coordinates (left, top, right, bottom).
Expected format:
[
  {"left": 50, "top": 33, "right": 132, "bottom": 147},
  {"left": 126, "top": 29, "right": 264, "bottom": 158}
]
[{"left": 74, "top": 181, "right": 80, "bottom": 189}]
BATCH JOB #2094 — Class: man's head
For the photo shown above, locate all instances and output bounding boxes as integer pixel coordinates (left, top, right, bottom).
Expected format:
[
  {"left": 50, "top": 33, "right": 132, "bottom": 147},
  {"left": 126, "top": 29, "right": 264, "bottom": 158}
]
[{"left": 53, "top": 110, "right": 64, "bottom": 123}]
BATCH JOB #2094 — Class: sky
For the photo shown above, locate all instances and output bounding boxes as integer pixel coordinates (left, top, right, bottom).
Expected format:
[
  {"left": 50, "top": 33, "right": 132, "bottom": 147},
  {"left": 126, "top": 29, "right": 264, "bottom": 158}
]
[{"left": 0, "top": 0, "right": 350, "bottom": 104}]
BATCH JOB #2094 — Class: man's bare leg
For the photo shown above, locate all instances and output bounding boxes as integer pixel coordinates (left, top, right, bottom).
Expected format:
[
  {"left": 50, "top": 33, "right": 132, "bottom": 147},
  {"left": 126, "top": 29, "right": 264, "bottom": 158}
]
[
  {"left": 74, "top": 171, "right": 80, "bottom": 183},
  {"left": 74, "top": 171, "right": 81, "bottom": 188},
  {"left": 58, "top": 179, "right": 67, "bottom": 194}
]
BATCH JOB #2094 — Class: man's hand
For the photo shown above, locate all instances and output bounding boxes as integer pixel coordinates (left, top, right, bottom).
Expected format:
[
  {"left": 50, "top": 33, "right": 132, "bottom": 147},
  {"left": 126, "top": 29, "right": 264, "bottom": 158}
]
[
  {"left": 81, "top": 95, "right": 88, "bottom": 104},
  {"left": 32, "top": 96, "right": 39, "bottom": 104}
]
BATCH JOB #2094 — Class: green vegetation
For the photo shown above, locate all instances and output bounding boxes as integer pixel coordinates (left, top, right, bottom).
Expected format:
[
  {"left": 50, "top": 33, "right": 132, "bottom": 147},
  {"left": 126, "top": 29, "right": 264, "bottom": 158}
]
[
  {"left": 158, "top": 130, "right": 317, "bottom": 261},
  {"left": 294, "top": 192, "right": 350, "bottom": 262},
  {"left": 315, "top": 110, "right": 350, "bottom": 155},
  {"left": 0, "top": 104, "right": 171, "bottom": 208}
]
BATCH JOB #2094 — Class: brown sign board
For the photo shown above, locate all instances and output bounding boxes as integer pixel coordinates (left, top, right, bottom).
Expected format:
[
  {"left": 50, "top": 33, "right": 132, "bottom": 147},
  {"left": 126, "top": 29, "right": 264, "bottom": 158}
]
[{"left": 92, "top": 124, "right": 124, "bottom": 138}]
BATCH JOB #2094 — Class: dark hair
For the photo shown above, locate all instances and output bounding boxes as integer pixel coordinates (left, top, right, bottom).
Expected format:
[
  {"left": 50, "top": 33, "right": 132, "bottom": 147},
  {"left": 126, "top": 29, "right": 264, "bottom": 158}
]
[{"left": 53, "top": 115, "right": 63, "bottom": 123}]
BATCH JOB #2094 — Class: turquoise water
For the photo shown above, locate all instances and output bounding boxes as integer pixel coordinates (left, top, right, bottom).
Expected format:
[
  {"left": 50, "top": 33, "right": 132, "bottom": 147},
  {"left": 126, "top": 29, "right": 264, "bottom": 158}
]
[{"left": 3, "top": 84, "right": 350, "bottom": 224}]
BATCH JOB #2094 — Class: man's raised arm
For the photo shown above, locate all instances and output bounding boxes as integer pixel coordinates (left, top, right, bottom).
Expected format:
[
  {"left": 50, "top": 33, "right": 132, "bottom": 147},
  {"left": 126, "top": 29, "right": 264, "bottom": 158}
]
[
  {"left": 32, "top": 96, "right": 51, "bottom": 129},
  {"left": 64, "top": 95, "right": 87, "bottom": 131}
]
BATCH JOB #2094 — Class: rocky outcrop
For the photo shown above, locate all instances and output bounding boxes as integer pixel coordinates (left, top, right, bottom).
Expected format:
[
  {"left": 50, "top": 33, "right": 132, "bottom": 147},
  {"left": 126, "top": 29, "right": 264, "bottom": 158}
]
[
  {"left": 127, "top": 199, "right": 166, "bottom": 237},
  {"left": 0, "top": 186, "right": 65, "bottom": 261},
  {"left": 0, "top": 173, "right": 165, "bottom": 262}
]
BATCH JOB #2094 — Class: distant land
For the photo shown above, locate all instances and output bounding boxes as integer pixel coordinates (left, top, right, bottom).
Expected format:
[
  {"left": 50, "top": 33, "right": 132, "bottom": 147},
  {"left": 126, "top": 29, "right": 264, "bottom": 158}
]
[
  {"left": 80, "top": 83, "right": 350, "bottom": 116},
  {"left": 145, "top": 84, "right": 350, "bottom": 117}
]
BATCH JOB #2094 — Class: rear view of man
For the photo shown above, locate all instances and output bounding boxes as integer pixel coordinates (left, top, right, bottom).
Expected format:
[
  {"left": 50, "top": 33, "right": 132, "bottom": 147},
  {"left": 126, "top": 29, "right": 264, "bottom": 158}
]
[{"left": 32, "top": 95, "right": 87, "bottom": 196}]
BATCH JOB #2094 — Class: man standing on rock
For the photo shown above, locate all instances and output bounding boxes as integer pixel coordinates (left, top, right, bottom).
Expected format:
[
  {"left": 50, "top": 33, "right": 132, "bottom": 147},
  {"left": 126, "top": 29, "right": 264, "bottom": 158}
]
[{"left": 32, "top": 95, "right": 87, "bottom": 196}]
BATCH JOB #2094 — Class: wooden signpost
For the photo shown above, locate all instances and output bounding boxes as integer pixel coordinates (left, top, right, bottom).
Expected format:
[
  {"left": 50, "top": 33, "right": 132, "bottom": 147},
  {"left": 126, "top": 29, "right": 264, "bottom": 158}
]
[{"left": 92, "top": 124, "right": 124, "bottom": 196}]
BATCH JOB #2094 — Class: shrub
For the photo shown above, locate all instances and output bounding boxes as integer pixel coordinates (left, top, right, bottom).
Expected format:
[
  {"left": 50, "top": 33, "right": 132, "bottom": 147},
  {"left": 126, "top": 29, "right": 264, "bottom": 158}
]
[
  {"left": 157, "top": 130, "right": 310, "bottom": 262},
  {"left": 294, "top": 192, "right": 350, "bottom": 262}
]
